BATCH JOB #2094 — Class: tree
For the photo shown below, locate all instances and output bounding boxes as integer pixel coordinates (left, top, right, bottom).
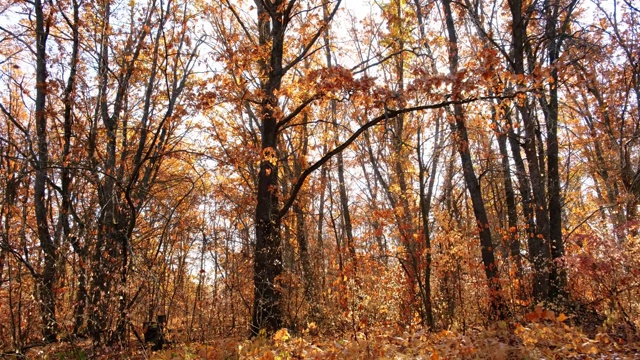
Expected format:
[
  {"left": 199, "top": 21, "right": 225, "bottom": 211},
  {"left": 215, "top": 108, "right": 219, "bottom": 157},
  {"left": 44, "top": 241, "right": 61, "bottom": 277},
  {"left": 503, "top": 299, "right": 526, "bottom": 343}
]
[
  {"left": 440, "top": 0, "right": 507, "bottom": 320},
  {"left": 249, "top": 0, "right": 343, "bottom": 336},
  {"left": 83, "top": 0, "right": 201, "bottom": 342}
]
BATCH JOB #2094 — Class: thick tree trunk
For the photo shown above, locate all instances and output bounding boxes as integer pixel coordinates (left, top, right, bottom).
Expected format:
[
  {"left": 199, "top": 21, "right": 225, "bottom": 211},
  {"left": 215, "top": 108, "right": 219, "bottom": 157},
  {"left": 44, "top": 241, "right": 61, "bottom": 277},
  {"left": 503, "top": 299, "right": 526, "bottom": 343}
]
[
  {"left": 543, "top": 0, "right": 567, "bottom": 302},
  {"left": 251, "top": 1, "right": 286, "bottom": 335},
  {"left": 521, "top": 106, "right": 551, "bottom": 302},
  {"left": 252, "top": 109, "right": 284, "bottom": 334},
  {"left": 88, "top": 1, "right": 125, "bottom": 342}
]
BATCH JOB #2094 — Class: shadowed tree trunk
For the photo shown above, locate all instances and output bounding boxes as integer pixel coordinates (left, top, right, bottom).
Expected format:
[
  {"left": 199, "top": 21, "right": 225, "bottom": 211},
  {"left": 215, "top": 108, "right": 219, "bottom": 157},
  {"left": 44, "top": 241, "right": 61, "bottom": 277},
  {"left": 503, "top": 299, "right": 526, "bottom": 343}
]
[
  {"left": 505, "top": 112, "right": 537, "bottom": 287},
  {"left": 82, "top": 0, "right": 198, "bottom": 343},
  {"left": 542, "top": 0, "right": 573, "bottom": 303},
  {"left": 493, "top": 105, "right": 524, "bottom": 287},
  {"left": 59, "top": 0, "right": 82, "bottom": 336},
  {"left": 508, "top": 0, "right": 551, "bottom": 302},
  {"left": 251, "top": 0, "right": 287, "bottom": 335},
  {"left": 34, "top": 0, "right": 58, "bottom": 342},
  {"left": 441, "top": 0, "right": 507, "bottom": 320},
  {"left": 460, "top": 0, "right": 525, "bottom": 290}
]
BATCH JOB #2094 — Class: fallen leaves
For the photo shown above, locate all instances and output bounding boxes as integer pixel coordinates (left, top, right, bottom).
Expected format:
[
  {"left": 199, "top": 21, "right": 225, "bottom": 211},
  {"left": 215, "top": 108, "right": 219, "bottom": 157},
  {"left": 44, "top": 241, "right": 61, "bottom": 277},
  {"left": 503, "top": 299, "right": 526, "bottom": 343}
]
[{"left": 24, "top": 322, "right": 640, "bottom": 359}]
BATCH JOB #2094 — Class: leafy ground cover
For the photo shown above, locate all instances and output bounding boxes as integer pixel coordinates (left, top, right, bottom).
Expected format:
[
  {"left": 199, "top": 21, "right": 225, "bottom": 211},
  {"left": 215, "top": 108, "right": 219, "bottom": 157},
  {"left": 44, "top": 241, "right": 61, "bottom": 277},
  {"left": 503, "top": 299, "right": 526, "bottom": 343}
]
[{"left": 22, "top": 320, "right": 639, "bottom": 359}]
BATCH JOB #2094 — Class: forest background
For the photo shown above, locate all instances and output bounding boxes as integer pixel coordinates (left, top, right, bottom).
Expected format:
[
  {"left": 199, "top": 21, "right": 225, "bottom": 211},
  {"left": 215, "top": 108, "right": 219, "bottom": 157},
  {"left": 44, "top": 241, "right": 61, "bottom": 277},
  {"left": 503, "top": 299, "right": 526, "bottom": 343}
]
[{"left": 1, "top": 0, "right": 639, "bottom": 358}]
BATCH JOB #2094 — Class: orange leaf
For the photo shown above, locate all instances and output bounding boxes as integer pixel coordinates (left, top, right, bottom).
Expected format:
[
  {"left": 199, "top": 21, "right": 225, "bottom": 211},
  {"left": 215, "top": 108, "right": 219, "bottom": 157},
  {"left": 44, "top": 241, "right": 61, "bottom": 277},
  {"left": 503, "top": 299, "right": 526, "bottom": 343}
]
[
  {"left": 524, "top": 311, "right": 540, "bottom": 323},
  {"left": 557, "top": 313, "right": 568, "bottom": 322},
  {"left": 541, "top": 310, "right": 555, "bottom": 321}
]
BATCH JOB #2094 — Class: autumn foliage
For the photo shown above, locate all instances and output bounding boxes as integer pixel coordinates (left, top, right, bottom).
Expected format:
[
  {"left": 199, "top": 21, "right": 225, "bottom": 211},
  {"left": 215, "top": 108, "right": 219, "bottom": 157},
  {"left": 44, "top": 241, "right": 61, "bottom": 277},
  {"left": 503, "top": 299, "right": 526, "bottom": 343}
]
[{"left": 1, "top": 0, "right": 639, "bottom": 358}]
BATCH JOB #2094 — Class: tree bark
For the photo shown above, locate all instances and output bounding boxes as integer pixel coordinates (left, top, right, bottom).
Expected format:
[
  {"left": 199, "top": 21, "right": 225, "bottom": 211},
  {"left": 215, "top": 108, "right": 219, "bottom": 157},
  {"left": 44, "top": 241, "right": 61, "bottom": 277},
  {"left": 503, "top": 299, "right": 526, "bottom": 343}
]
[
  {"left": 441, "top": 0, "right": 507, "bottom": 320},
  {"left": 251, "top": 0, "right": 286, "bottom": 336},
  {"left": 60, "top": 0, "right": 81, "bottom": 336},
  {"left": 334, "top": 124, "right": 356, "bottom": 264},
  {"left": 507, "top": 0, "right": 552, "bottom": 302},
  {"left": 543, "top": 0, "right": 569, "bottom": 302},
  {"left": 493, "top": 106, "right": 524, "bottom": 287},
  {"left": 34, "top": 0, "right": 58, "bottom": 342}
]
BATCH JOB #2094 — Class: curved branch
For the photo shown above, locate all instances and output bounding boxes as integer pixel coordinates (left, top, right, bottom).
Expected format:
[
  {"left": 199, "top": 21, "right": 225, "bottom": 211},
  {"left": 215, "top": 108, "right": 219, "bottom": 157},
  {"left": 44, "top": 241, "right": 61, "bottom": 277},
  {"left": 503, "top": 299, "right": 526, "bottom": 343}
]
[
  {"left": 278, "top": 93, "right": 518, "bottom": 219},
  {"left": 276, "top": 93, "right": 321, "bottom": 129}
]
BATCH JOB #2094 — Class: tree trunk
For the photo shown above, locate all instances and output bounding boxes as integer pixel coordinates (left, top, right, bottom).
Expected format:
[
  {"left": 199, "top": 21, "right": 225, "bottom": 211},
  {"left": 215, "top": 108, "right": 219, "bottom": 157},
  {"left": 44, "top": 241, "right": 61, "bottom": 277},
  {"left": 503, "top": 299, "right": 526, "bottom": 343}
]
[
  {"left": 253, "top": 135, "right": 284, "bottom": 332},
  {"left": 417, "top": 119, "right": 441, "bottom": 329},
  {"left": 543, "top": 0, "right": 567, "bottom": 302},
  {"left": 61, "top": 0, "right": 81, "bottom": 336},
  {"left": 507, "top": 0, "right": 552, "bottom": 302},
  {"left": 251, "top": 0, "right": 286, "bottom": 335},
  {"left": 290, "top": 113, "right": 318, "bottom": 320},
  {"left": 316, "top": 149, "right": 328, "bottom": 287},
  {"left": 493, "top": 105, "right": 524, "bottom": 287},
  {"left": 388, "top": 0, "right": 420, "bottom": 308},
  {"left": 442, "top": 0, "right": 507, "bottom": 320},
  {"left": 335, "top": 132, "right": 356, "bottom": 264},
  {"left": 34, "top": 0, "right": 57, "bottom": 342},
  {"left": 72, "top": 242, "right": 88, "bottom": 335}
]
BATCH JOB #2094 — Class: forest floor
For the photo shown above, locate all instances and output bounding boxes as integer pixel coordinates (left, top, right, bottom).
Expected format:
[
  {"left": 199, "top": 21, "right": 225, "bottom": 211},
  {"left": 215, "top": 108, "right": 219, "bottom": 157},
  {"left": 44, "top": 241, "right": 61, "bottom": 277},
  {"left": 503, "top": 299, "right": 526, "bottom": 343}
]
[{"left": 19, "top": 320, "right": 640, "bottom": 359}]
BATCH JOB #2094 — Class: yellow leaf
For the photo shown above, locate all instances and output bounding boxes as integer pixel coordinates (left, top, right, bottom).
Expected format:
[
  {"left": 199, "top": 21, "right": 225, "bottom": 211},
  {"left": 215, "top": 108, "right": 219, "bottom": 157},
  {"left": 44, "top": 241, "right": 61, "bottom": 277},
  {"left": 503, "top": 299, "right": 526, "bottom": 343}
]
[
  {"left": 273, "top": 328, "right": 290, "bottom": 343},
  {"left": 557, "top": 313, "right": 568, "bottom": 323}
]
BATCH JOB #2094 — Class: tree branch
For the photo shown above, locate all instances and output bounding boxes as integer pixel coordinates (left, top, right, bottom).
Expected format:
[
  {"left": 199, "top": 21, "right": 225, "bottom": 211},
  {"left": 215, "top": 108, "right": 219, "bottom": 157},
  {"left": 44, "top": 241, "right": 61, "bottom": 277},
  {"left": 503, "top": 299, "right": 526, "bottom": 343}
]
[
  {"left": 276, "top": 93, "right": 321, "bottom": 129},
  {"left": 278, "top": 93, "right": 518, "bottom": 219},
  {"left": 281, "top": 0, "right": 342, "bottom": 74}
]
